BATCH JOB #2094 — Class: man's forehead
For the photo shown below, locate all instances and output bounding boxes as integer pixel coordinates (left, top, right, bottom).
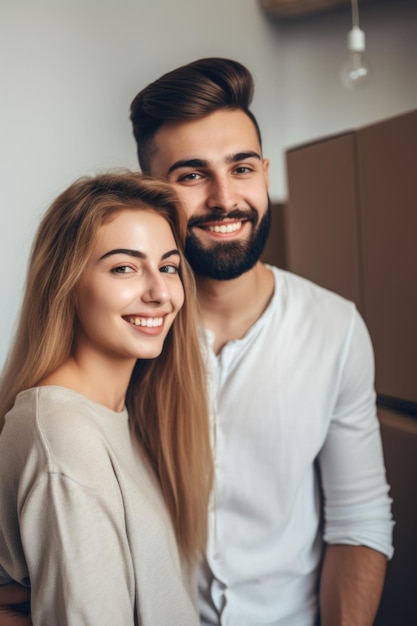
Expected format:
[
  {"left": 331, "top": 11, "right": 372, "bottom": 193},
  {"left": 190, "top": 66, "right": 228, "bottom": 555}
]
[
  {"left": 150, "top": 110, "right": 262, "bottom": 175},
  {"left": 159, "top": 109, "right": 257, "bottom": 143}
]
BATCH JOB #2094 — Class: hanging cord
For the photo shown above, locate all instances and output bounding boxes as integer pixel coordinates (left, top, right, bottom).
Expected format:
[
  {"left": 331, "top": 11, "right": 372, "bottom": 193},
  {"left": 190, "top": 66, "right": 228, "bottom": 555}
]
[{"left": 351, "top": 0, "right": 360, "bottom": 28}]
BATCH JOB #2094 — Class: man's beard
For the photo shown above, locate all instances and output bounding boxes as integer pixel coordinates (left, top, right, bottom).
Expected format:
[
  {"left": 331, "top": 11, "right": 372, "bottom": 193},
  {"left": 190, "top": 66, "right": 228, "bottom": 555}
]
[{"left": 185, "top": 199, "right": 272, "bottom": 281}]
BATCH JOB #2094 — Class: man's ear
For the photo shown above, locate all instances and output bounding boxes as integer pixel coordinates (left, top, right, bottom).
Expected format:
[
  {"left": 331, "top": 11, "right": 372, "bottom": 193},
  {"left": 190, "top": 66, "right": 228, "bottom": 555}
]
[{"left": 263, "top": 158, "right": 270, "bottom": 190}]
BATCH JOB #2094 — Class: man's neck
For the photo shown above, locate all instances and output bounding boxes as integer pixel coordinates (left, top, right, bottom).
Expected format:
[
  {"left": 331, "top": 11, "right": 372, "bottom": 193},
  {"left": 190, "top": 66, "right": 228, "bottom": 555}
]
[{"left": 196, "top": 261, "right": 275, "bottom": 355}]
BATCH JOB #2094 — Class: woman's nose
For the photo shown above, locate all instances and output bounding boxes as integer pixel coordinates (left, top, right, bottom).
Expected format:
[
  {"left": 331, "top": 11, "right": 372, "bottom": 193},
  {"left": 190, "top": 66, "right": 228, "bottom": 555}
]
[{"left": 142, "top": 270, "right": 170, "bottom": 304}]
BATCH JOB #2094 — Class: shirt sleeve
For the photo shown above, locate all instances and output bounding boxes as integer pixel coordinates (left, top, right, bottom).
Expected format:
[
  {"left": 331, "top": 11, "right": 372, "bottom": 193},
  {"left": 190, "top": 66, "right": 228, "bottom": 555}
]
[
  {"left": 19, "top": 471, "right": 136, "bottom": 625},
  {"left": 318, "top": 307, "right": 394, "bottom": 559}
]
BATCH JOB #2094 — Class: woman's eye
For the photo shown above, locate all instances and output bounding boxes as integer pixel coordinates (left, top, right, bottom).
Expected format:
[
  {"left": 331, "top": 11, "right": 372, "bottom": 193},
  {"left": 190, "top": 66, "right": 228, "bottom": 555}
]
[
  {"left": 111, "top": 265, "right": 134, "bottom": 274},
  {"left": 160, "top": 265, "right": 179, "bottom": 275}
]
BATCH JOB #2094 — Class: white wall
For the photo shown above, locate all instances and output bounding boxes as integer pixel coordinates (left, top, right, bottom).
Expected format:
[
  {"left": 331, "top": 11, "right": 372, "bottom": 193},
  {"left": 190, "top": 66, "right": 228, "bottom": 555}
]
[{"left": 0, "top": 0, "right": 415, "bottom": 366}]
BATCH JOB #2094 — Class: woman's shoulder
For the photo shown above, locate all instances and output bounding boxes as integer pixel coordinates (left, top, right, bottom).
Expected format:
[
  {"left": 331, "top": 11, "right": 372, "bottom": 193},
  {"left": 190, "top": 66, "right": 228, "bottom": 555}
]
[
  {"left": 0, "top": 387, "right": 99, "bottom": 492},
  {"left": 5, "top": 387, "right": 128, "bottom": 482},
  {"left": 9, "top": 386, "right": 105, "bottom": 431},
  {"left": 14, "top": 385, "right": 126, "bottom": 421}
]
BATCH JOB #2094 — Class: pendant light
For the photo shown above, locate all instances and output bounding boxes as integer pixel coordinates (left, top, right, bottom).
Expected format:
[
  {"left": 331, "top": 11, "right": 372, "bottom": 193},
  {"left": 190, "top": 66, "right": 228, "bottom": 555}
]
[{"left": 340, "top": 0, "right": 371, "bottom": 90}]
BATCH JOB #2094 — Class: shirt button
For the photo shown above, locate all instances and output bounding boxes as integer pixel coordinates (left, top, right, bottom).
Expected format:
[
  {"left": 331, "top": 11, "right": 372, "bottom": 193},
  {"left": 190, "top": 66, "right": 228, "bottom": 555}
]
[{"left": 213, "top": 553, "right": 220, "bottom": 561}]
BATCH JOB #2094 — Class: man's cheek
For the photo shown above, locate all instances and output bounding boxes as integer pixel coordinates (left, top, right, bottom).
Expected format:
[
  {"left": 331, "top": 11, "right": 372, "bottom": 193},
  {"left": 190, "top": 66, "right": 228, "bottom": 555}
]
[{"left": 177, "top": 193, "right": 198, "bottom": 219}]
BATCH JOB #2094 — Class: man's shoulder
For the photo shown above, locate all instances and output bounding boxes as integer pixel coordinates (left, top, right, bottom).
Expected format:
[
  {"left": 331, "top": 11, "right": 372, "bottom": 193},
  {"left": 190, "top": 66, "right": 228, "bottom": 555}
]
[
  {"left": 270, "top": 266, "right": 354, "bottom": 307},
  {"left": 267, "top": 265, "right": 358, "bottom": 332}
]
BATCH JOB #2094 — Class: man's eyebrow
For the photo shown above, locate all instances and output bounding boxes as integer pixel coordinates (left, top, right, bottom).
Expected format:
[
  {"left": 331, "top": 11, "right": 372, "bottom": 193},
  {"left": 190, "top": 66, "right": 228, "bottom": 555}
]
[
  {"left": 167, "top": 158, "right": 208, "bottom": 175},
  {"left": 227, "top": 151, "right": 261, "bottom": 163},
  {"left": 98, "top": 248, "right": 180, "bottom": 261},
  {"left": 167, "top": 152, "right": 262, "bottom": 175}
]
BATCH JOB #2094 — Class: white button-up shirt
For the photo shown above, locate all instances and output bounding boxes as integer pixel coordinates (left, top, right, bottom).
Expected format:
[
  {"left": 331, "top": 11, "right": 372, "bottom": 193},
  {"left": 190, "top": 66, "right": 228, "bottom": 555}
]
[{"left": 198, "top": 267, "right": 394, "bottom": 626}]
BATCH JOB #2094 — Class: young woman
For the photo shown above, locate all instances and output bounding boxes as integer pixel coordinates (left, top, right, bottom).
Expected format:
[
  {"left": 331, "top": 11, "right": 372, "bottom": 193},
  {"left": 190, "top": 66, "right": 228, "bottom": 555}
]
[{"left": 0, "top": 171, "right": 213, "bottom": 625}]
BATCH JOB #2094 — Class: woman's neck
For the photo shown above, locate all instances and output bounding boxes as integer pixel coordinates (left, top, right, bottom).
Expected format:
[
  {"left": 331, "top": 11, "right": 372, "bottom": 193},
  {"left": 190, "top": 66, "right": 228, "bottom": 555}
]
[{"left": 38, "top": 351, "right": 134, "bottom": 413}]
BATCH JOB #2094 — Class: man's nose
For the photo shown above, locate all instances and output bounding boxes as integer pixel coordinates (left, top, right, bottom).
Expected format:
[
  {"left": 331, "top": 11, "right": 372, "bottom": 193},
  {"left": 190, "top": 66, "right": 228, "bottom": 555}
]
[{"left": 206, "top": 174, "right": 238, "bottom": 212}]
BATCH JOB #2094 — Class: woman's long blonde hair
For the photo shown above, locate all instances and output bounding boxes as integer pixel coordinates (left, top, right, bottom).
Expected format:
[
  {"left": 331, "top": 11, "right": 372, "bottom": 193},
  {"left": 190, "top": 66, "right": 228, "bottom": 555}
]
[{"left": 0, "top": 171, "right": 213, "bottom": 563}]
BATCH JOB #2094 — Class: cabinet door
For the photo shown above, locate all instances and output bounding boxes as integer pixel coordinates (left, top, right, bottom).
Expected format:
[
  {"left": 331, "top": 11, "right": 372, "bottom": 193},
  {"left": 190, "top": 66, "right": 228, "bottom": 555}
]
[
  {"left": 375, "top": 406, "right": 417, "bottom": 626},
  {"left": 286, "top": 133, "right": 363, "bottom": 309},
  {"left": 286, "top": 110, "right": 417, "bottom": 404},
  {"left": 357, "top": 110, "right": 417, "bottom": 404},
  {"left": 261, "top": 202, "right": 287, "bottom": 269}
]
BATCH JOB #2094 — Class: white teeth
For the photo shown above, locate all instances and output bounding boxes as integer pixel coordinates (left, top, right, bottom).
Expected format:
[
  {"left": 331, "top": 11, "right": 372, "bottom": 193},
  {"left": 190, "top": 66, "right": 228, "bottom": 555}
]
[
  {"left": 127, "top": 317, "right": 163, "bottom": 327},
  {"left": 207, "top": 221, "right": 242, "bottom": 234}
]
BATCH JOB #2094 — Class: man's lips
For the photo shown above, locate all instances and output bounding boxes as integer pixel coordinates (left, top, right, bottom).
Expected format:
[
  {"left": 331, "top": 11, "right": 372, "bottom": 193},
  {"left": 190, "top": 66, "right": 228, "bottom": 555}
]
[
  {"left": 189, "top": 212, "right": 255, "bottom": 238},
  {"left": 188, "top": 209, "right": 256, "bottom": 231},
  {"left": 200, "top": 220, "right": 244, "bottom": 234}
]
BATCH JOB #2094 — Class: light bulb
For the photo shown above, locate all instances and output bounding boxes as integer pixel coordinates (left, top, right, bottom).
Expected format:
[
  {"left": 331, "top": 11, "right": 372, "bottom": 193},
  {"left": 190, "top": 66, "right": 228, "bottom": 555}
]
[{"left": 340, "top": 26, "right": 371, "bottom": 90}]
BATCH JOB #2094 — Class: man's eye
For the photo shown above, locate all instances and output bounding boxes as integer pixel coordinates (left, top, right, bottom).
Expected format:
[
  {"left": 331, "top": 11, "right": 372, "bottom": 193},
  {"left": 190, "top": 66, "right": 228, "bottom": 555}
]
[
  {"left": 111, "top": 266, "right": 134, "bottom": 274},
  {"left": 160, "top": 265, "right": 179, "bottom": 274},
  {"left": 234, "top": 166, "right": 252, "bottom": 174},
  {"left": 179, "top": 172, "right": 203, "bottom": 182}
]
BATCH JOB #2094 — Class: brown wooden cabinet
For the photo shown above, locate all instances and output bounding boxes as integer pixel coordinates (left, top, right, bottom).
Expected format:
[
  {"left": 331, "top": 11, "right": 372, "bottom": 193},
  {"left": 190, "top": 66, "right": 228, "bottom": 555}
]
[
  {"left": 285, "top": 109, "right": 417, "bottom": 405},
  {"left": 375, "top": 406, "right": 417, "bottom": 626}
]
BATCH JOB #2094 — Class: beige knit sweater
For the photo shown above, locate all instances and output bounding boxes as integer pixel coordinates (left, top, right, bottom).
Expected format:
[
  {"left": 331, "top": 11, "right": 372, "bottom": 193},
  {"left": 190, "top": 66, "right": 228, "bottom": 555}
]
[{"left": 0, "top": 386, "right": 198, "bottom": 626}]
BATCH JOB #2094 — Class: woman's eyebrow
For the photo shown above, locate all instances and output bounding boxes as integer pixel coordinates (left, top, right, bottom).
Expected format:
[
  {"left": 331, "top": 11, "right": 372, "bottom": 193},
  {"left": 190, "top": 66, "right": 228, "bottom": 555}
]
[{"left": 98, "top": 248, "right": 180, "bottom": 261}]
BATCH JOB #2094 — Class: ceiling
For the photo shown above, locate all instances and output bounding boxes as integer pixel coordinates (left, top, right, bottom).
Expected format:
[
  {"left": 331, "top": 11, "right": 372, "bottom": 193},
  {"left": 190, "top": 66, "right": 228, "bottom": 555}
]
[{"left": 258, "top": 0, "right": 382, "bottom": 21}]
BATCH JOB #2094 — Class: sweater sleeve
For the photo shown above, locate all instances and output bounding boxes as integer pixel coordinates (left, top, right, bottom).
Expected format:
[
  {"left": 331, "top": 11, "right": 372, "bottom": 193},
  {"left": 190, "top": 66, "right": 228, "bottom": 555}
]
[
  {"left": 19, "top": 469, "right": 136, "bottom": 626},
  {"left": 318, "top": 307, "right": 394, "bottom": 559}
]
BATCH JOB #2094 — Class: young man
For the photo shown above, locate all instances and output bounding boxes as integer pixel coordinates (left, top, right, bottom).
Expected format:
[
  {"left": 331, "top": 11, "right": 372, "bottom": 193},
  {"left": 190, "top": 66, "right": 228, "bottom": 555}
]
[
  {"left": 0, "top": 58, "right": 393, "bottom": 625},
  {"left": 130, "top": 58, "right": 394, "bottom": 626}
]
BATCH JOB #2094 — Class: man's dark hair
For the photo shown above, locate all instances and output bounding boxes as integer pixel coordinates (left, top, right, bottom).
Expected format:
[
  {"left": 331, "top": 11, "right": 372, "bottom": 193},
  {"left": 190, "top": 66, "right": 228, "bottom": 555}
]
[{"left": 130, "top": 57, "right": 262, "bottom": 174}]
